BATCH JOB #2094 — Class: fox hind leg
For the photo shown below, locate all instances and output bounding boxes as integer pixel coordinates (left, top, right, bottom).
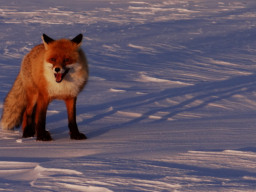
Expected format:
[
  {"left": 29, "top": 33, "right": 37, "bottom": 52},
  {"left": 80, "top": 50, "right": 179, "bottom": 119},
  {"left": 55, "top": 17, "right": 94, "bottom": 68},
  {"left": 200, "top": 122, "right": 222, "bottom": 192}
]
[
  {"left": 22, "top": 106, "right": 36, "bottom": 138},
  {"left": 22, "top": 94, "right": 37, "bottom": 138}
]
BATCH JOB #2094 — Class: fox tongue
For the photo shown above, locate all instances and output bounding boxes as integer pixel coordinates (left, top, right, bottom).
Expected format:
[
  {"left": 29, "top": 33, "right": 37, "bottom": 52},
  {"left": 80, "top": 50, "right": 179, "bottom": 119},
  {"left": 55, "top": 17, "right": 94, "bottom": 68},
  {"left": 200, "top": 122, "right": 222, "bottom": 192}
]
[
  {"left": 55, "top": 73, "right": 63, "bottom": 82},
  {"left": 54, "top": 69, "right": 70, "bottom": 83}
]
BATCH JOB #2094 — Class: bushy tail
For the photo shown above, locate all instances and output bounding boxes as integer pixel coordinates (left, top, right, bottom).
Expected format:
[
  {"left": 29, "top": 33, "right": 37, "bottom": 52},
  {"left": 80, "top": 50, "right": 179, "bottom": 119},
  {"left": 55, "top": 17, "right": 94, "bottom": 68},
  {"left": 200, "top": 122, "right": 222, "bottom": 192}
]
[{"left": 1, "top": 73, "right": 27, "bottom": 130}]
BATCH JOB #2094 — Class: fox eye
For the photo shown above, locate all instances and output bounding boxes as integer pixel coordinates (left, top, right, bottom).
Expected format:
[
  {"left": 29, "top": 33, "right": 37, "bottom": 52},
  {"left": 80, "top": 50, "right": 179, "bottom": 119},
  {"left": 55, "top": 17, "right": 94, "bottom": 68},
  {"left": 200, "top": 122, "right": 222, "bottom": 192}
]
[
  {"left": 50, "top": 58, "right": 56, "bottom": 62},
  {"left": 64, "top": 58, "right": 70, "bottom": 62}
]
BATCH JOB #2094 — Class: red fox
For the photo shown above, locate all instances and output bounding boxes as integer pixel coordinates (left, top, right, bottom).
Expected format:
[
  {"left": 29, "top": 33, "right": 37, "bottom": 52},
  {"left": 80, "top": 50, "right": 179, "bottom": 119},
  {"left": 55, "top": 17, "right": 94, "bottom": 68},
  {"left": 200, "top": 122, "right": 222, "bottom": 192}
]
[{"left": 1, "top": 34, "right": 89, "bottom": 141}]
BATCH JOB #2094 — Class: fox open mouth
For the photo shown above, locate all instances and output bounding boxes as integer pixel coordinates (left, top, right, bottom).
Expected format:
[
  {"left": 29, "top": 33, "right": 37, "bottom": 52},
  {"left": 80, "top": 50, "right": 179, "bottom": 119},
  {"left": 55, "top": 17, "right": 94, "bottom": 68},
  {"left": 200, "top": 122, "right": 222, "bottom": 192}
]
[{"left": 54, "top": 68, "right": 70, "bottom": 83}]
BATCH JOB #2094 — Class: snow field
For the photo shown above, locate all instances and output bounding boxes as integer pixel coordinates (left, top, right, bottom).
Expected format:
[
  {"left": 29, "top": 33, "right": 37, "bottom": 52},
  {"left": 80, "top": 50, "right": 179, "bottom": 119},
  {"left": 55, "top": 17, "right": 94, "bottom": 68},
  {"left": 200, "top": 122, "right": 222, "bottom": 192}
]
[{"left": 1, "top": 0, "right": 256, "bottom": 191}]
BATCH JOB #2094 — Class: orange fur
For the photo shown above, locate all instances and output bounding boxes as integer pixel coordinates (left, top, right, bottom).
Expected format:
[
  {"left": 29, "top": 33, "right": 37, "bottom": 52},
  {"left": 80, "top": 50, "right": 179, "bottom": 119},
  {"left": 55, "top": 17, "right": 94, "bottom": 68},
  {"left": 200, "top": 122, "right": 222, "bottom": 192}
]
[{"left": 1, "top": 34, "right": 88, "bottom": 141}]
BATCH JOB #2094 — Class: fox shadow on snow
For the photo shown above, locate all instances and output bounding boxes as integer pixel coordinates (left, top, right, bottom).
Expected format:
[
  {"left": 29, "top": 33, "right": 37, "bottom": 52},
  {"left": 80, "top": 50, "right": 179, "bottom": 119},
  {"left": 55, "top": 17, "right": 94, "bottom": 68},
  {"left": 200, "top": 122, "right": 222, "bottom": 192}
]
[{"left": 45, "top": 72, "right": 256, "bottom": 138}]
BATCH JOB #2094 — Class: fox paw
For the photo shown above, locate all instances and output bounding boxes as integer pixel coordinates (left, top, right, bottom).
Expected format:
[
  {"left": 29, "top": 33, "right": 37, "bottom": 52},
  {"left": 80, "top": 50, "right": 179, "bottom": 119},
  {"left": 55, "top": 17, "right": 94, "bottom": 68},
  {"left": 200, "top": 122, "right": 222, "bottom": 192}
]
[
  {"left": 23, "top": 128, "right": 35, "bottom": 138},
  {"left": 36, "top": 131, "right": 53, "bottom": 141},
  {"left": 70, "top": 132, "right": 87, "bottom": 140}
]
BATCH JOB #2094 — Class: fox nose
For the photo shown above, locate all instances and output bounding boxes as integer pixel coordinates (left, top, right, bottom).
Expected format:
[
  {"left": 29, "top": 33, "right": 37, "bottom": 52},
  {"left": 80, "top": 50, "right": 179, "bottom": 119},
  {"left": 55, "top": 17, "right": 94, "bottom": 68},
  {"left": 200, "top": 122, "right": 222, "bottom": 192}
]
[{"left": 55, "top": 68, "right": 60, "bottom": 73}]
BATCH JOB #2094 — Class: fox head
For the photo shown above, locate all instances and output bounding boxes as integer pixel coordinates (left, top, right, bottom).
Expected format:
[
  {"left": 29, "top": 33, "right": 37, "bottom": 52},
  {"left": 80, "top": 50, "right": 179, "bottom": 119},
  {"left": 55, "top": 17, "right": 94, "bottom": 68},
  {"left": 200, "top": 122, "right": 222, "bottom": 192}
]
[{"left": 42, "top": 34, "right": 83, "bottom": 83}]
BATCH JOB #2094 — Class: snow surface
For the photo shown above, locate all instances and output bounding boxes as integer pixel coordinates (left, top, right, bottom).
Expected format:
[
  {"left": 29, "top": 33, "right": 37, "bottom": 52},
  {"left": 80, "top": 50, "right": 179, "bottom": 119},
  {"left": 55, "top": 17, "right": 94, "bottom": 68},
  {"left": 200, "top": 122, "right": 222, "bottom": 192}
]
[{"left": 1, "top": 0, "right": 256, "bottom": 191}]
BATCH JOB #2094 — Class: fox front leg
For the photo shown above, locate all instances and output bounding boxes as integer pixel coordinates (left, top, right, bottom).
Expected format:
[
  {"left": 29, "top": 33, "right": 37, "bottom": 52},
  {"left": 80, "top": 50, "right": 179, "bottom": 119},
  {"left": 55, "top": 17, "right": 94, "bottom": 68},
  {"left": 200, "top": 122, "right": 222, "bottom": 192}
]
[
  {"left": 35, "top": 96, "right": 52, "bottom": 141},
  {"left": 65, "top": 97, "right": 87, "bottom": 140}
]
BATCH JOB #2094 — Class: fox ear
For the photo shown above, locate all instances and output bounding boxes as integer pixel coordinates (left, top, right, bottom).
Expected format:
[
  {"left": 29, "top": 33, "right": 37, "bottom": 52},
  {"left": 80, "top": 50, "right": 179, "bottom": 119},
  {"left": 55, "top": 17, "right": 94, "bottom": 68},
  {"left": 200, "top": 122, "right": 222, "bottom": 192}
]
[
  {"left": 71, "top": 34, "right": 83, "bottom": 47},
  {"left": 42, "top": 34, "right": 54, "bottom": 49}
]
